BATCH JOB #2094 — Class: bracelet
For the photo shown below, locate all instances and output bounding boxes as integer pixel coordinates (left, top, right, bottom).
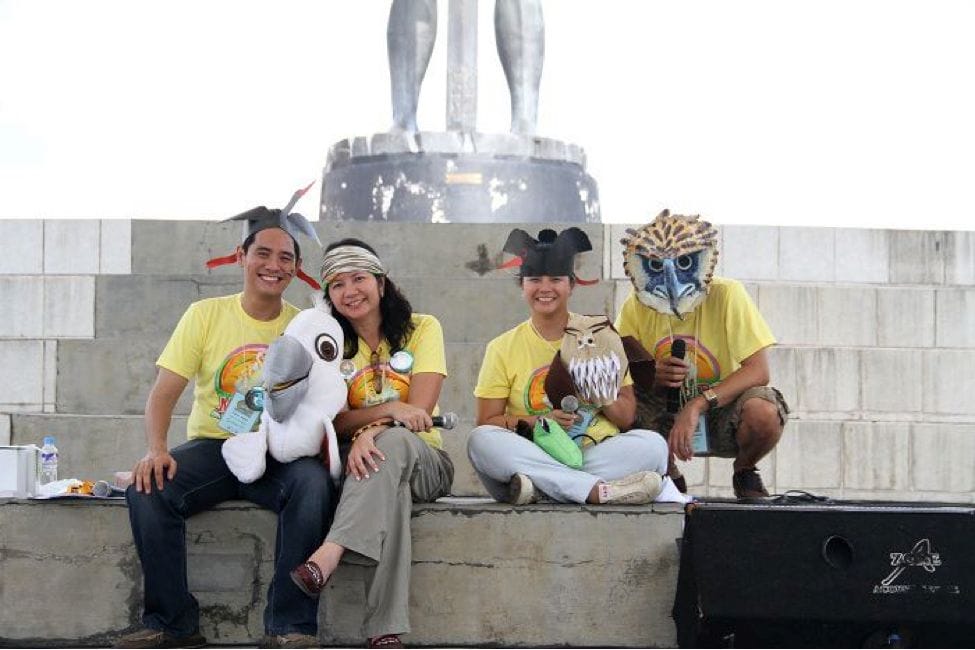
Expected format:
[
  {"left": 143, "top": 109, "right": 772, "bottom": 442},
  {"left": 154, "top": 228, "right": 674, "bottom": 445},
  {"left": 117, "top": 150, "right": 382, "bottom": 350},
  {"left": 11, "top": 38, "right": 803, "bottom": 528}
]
[{"left": 351, "top": 418, "right": 393, "bottom": 442}]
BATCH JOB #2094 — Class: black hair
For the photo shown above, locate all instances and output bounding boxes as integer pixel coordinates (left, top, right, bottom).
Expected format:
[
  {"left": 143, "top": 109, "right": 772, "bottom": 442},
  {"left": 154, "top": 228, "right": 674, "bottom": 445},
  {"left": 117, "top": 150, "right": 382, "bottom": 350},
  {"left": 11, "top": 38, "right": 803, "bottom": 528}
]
[
  {"left": 241, "top": 228, "right": 301, "bottom": 260},
  {"left": 322, "top": 237, "right": 415, "bottom": 359}
]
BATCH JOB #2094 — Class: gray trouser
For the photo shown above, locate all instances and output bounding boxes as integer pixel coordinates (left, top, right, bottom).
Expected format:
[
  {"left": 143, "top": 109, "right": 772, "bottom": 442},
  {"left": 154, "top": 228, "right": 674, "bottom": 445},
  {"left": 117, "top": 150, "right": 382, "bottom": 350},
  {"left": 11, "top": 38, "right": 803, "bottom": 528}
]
[
  {"left": 325, "top": 427, "right": 453, "bottom": 638},
  {"left": 467, "top": 425, "right": 668, "bottom": 503}
]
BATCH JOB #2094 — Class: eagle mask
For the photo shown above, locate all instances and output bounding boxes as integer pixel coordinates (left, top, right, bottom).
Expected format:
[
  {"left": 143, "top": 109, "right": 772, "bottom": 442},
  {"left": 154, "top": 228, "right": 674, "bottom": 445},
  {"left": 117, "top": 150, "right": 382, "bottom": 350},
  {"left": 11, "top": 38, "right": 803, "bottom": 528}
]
[{"left": 621, "top": 210, "right": 718, "bottom": 319}]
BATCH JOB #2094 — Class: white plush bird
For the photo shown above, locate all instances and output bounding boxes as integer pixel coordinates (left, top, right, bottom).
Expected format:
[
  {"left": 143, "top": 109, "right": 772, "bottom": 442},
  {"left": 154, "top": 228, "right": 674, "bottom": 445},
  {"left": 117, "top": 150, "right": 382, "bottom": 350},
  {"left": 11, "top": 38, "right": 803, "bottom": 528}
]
[{"left": 222, "top": 298, "right": 347, "bottom": 485}]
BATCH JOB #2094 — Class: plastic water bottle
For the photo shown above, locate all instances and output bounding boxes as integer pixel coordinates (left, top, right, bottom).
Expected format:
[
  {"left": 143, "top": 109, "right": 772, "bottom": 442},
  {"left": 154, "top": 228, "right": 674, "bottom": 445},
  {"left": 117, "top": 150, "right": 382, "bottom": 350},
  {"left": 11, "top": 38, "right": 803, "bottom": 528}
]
[{"left": 39, "top": 436, "right": 59, "bottom": 485}]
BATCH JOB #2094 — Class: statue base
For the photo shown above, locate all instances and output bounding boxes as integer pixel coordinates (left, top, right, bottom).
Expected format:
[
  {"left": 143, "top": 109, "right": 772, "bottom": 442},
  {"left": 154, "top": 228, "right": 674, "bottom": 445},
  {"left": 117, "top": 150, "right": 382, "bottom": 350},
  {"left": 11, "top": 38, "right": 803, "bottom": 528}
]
[{"left": 320, "top": 132, "right": 600, "bottom": 223}]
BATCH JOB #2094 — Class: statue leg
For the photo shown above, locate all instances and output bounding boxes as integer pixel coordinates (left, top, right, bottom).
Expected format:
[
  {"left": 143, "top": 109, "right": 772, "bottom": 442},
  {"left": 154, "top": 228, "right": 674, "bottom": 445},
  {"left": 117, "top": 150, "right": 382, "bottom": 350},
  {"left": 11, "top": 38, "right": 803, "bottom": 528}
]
[
  {"left": 387, "top": 0, "right": 438, "bottom": 133},
  {"left": 494, "top": 0, "right": 544, "bottom": 135}
]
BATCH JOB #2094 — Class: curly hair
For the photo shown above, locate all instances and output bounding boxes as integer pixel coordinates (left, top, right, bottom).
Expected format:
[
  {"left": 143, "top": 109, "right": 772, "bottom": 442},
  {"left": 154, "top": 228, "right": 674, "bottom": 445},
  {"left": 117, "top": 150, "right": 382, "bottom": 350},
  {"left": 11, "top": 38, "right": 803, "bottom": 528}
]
[{"left": 322, "top": 237, "right": 415, "bottom": 359}]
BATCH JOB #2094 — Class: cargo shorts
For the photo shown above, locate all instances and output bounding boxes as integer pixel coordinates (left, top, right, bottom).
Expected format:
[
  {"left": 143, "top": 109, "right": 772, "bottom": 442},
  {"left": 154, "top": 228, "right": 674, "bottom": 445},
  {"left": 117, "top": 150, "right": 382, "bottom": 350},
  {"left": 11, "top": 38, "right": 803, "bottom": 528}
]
[{"left": 634, "top": 385, "right": 789, "bottom": 458}]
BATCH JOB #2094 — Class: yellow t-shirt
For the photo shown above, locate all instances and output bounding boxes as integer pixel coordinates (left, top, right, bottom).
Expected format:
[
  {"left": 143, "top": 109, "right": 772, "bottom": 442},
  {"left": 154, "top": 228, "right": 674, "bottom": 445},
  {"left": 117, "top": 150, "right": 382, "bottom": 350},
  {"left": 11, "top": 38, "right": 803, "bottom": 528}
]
[
  {"left": 473, "top": 315, "right": 628, "bottom": 444},
  {"left": 157, "top": 293, "right": 300, "bottom": 440},
  {"left": 342, "top": 314, "right": 447, "bottom": 449},
  {"left": 614, "top": 277, "right": 775, "bottom": 389}
]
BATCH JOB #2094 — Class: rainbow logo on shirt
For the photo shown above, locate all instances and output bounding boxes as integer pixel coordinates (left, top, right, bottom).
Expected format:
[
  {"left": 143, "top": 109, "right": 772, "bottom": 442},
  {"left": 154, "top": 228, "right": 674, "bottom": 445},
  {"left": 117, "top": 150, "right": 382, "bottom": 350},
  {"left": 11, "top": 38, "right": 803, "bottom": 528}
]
[
  {"left": 211, "top": 343, "right": 267, "bottom": 418},
  {"left": 653, "top": 336, "right": 720, "bottom": 384},
  {"left": 523, "top": 365, "right": 553, "bottom": 415}
]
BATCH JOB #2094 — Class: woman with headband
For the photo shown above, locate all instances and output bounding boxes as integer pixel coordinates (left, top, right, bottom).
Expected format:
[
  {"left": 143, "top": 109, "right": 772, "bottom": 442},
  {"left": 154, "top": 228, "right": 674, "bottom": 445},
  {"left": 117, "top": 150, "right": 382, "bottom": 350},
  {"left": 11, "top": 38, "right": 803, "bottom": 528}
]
[
  {"left": 468, "top": 228, "right": 672, "bottom": 506},
  {"left": 289, "top": 238, "right": 453, "bottom": 649}
]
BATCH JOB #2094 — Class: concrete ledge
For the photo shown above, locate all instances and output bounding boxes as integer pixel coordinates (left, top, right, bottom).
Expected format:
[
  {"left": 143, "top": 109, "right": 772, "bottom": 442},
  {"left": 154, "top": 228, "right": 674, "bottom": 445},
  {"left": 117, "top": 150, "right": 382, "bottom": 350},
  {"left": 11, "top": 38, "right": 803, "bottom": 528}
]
[{"left": 0, "top": 498, "right": 683, "bottom": 648}]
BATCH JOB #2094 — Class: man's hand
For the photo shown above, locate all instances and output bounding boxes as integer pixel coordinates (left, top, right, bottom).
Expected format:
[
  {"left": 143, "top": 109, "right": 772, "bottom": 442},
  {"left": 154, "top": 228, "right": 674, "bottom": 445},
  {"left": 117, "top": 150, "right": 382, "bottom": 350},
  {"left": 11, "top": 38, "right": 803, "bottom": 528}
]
[
  {"left": 132, "top": 449, "right": 177, "bottom": 493},
  {"left": 655, "top": 355, "right": 690, "bottom": 390},
  {"left": 346, "top": 428, "right": 386, "bottom": 480},
  {"left": 669, "top": 398, "right": 705, "bottom": 462}
]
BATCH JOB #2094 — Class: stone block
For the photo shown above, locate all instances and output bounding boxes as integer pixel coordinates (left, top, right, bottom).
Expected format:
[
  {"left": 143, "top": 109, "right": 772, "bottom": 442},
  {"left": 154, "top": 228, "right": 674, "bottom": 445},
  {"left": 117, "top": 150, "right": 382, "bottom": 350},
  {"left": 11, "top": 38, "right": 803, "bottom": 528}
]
[
  {"left": 757, "top": 284, "right": 818, "bottom": 345},
  {"left": 439, "top": 419, "right": 488, "bottom": 497},
  {"left": 0, "top": 275, "right": 44, "bottom": 337},
  {"left": 0, "top": 221, "right": 43, "bottom": 274},
  {"left": 43, "top": 340, "right": 56, "bottom": 412},
  {"left": 99, "top": 219, "right": 132, "bottom": 274},
  {"left": 44, "top": 220, "right": 100, "bottom": 274},
  {"left": 841, "top": 421, "right": 910, "bottom": 491},
  {"left": 775, "top": 420, "right": 843, "bottom": 490},
  {"left": 0, "top": 340, "right": 44, "bottom": 409},
  {"left": 794, "top": 348, "right": 860, "bottom": 413},
  {"left": 935, "top": 288, "right": 975, "bottom": 348},
  {"left": 93, "top": 275, "right": 201, "bottom": 339},
  {"left": 945, "top": 231, "right": 975, "bottom": 286},
  {"left": 779, "top": 227, "right": 835, "bottom": 282},
  {"left": 889, "top": 230, "right": 945, "bottom": 285},
  {"left": 922, "top": 349, "right": 975, "bottom": 416},
  {"left": 679, "top": 456, "right": 707, "bottom": 489},
  {"left": 910, "top": 423, "right": 975, "bottom": 493},
  {"left": 0, "top": 413, "right": 10, "bottom": 445},
  {"left": 440, "top": 343, "right": 485, "bottom": 421},
  {"left": 766, "top": 346, "right": 798, "bottom": 412},
  {"left": 817, "top": 286, "right": 876, "bottom": 347},
  {"left": 876, "top": 287, "right": 935, "bottom": 348},
  {"left": 10, "top": 414, "right": 187, "bottom": 480},
  {"left": 133, "top": 221, "right": 605, "bottom": 283},
  {"left": 721, "top": 226, "right": 778, "bottom": 281},
  {"left": 55, "top": 338, "right": 187, "bottom": 416},
  {"left": 860, "top": 349, "right": 922, "bottom": 413},
  {"left": 606, "top": 223, "right": 633, "bottom": 280},
  {"left": 43, "top": 276, "right": 95, "bottom": 338},
  {"left": 834, "top": 228, "right": 889, "bottom": 283},
  {"left": 613, "top": 280, "right": 632, "bottom": 320}
]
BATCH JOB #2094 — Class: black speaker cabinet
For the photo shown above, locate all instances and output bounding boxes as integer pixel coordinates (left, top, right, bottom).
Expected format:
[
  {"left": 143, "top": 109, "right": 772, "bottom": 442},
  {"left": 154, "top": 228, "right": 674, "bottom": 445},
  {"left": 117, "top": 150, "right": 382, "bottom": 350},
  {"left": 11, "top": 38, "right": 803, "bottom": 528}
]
[{"left": 673, "top": 498, "right": 975, "bottom": 648}]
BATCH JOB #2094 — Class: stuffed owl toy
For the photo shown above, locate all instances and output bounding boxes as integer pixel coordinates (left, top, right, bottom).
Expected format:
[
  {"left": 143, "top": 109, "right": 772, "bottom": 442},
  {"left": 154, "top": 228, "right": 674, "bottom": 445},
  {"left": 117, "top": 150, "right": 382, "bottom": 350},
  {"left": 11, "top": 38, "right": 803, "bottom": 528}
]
[
  {"left": 544, "top": 314, "right": 656, "bottom": 409},
  {"left": 222, "top": 298, "right": 347, "bottom": 485},
  {"left": 621, "top": 210, "right": 718, "bottom": 319}
]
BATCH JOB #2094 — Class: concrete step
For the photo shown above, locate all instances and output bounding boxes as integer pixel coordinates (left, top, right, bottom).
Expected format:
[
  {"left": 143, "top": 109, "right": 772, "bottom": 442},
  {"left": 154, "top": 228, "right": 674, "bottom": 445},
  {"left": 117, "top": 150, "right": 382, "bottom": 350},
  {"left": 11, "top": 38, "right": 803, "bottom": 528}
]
[
  {"left": 9, "top": 414, "right": 974, "bottom": 503},
  {"left": 0, "top": 497, "right": 684, "bottom": 648}
]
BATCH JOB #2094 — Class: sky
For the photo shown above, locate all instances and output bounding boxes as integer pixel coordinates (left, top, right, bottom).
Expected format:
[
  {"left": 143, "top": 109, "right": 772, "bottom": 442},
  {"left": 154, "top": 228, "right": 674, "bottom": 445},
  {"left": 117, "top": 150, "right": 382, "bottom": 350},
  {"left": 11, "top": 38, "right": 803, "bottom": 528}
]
[{"left": 1, "top": 0, "right": 973, "bottom": 230}]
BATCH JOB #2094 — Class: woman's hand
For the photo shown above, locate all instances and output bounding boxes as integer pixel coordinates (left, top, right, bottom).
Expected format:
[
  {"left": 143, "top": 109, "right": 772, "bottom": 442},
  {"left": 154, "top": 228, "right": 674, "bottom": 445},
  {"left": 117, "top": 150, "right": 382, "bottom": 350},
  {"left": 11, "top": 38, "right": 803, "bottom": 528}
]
[
  {"left": 547, "top": 408, "right": 579, "bottom": 430},
  {"left": 346, "top": 427, "right": 387, "bottom": 480},
  {"left": 386, "top": 401, "right": 434, "bottom": 432}
]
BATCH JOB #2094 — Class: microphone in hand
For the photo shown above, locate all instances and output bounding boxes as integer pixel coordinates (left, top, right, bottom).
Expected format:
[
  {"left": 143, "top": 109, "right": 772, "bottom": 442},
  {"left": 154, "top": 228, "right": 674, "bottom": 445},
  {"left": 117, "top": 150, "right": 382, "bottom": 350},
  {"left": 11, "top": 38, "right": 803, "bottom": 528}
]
[{"left": 666, "top": 339, "right": 687, "bottom": 414}]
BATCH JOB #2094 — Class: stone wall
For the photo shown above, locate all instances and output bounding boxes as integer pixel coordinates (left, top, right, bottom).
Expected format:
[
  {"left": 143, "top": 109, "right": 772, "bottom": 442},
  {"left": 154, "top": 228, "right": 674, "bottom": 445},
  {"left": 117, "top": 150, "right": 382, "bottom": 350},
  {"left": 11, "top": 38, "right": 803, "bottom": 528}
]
[{"left": 1, "top": 219, "right": 973, "bottom": 502}]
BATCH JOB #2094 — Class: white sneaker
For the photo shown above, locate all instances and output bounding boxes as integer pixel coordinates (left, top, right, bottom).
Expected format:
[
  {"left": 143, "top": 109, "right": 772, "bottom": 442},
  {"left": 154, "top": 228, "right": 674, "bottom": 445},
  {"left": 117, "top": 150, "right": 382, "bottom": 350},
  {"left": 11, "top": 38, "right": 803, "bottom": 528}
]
[
  {"left": 508, "top": 473, "right": 538, "bottom": 505},
  {"left": 597, "top": 471, "right": 663, "bottom": 505}
]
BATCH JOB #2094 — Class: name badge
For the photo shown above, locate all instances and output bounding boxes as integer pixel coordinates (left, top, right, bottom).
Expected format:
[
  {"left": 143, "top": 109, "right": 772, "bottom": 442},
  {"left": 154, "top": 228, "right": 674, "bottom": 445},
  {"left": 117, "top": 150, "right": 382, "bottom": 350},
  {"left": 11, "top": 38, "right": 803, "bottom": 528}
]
[
  {"left": 692, "top": 414, "right": 711, "bottom": 455},
  {"left": 218, "top": 391, "right": 262, "bottom": 435}
]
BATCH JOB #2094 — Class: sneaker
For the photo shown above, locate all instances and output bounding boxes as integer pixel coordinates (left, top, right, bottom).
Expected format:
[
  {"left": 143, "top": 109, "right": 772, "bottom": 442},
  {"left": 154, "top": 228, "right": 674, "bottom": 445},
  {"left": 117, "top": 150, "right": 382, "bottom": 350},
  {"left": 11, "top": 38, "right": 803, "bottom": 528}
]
[
  {"left": 508, "top": 472, "right": 538, "bottom": 505},
  {"left": 260, "top": 633, "right": 320, "bottom": 648},
  {"left": 113, "top": 628, "right": 206, "bottom": 649},
  {"left": 597, "top": 471, "right": 663, "bottom": 505},
  {"left": 368, "top": 634, "right": 404, "bottom": 648},
  {"left": 733, "top": 467, "right": 770, "bottom": 498}
]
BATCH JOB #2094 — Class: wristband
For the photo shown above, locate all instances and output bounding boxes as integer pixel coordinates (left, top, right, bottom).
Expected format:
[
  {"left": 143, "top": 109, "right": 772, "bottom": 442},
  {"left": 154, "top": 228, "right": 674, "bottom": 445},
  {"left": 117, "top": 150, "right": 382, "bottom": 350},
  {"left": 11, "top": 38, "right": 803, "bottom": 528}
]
[{"left": 351, "top": 418, "right": 393, "bottom": 442}]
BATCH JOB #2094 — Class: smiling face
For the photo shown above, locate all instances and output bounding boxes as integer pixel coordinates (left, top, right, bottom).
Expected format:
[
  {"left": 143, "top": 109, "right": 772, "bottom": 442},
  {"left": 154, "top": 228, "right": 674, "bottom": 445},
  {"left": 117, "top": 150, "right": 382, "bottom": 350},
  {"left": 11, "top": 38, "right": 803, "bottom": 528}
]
[
  {"left": 239, "top": 228, "right": 298, "bottom": 300},
  {"left": 521, "top": 275, "right": 573, "bottom": 318},
  {"left": 326, "top": 270, "right": 383, "bottom": 323}
]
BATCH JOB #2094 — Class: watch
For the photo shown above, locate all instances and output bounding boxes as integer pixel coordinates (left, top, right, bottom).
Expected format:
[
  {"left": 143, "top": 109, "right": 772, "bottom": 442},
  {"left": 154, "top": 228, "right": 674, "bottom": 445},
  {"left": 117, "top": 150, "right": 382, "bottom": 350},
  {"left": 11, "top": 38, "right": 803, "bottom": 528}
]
[{"left": 702, "top": 388, "right": 719, "bottom": 410}]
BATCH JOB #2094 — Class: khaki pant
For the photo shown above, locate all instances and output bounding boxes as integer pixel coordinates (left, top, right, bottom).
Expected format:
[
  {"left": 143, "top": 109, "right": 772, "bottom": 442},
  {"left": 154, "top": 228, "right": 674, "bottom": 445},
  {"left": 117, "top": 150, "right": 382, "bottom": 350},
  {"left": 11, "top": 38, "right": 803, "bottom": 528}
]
[
  {"left": 635, "top": 385, "right": 789, "bottom": 457},
  {"left": 325, "top": 427, "right": 453, "bottom": 637}
]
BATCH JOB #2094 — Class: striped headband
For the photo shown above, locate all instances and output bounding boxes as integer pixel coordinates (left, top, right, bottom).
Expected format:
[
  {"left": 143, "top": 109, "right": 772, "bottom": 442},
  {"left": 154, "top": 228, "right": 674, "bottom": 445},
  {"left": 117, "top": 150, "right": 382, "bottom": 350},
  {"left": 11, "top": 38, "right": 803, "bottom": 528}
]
[{"left": 320, "top": 245, "right": 387, "bottom": 286}]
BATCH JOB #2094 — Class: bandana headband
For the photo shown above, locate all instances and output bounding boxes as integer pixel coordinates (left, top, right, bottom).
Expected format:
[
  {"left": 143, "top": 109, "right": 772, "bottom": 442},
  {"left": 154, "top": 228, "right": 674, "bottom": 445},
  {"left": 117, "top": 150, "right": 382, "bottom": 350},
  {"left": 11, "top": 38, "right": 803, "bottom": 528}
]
[{"left": 320, "top": 245, "right": 387, "bottom": 286}]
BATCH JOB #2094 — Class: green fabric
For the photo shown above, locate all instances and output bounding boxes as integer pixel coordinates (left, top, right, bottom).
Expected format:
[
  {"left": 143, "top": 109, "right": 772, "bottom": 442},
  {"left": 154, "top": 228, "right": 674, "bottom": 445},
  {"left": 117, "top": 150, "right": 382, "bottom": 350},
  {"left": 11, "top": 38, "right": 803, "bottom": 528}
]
[{"left": 533, "top": 417, "right": 583, "bottom": 469}]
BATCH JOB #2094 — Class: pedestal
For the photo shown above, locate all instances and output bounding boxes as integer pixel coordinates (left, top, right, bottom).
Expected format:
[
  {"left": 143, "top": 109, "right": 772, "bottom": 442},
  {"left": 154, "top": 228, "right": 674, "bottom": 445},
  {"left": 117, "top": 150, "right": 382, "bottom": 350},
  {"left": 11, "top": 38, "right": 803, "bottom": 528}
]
[{"left": 320, "top": 132, "right": 600, "bottom": 223}]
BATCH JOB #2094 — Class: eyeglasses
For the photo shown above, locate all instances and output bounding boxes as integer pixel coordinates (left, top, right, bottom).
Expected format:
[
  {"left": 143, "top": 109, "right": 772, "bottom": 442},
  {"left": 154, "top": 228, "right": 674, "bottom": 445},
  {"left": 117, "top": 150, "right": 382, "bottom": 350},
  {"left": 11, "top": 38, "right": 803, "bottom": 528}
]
[{"left": 370, "top": 351, "right": 385, "bottom": 394}]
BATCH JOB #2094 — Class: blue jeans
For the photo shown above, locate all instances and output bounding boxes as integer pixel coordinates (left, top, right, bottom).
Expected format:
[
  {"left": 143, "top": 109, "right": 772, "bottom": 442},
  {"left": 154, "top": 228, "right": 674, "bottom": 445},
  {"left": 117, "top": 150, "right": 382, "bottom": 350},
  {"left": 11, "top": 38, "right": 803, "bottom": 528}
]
[{"left": 125, "top": 438, "right": 336, "bottom": 637}]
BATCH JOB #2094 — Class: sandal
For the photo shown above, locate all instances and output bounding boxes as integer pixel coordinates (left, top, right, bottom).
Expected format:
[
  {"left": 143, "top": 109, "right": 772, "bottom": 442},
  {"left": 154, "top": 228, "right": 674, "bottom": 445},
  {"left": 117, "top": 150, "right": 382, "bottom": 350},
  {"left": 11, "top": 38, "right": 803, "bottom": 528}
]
[
  {"left": 290, "top": 561, "right": 328, "bottom": 598},
  {"left": 368, "top": 635, "right": 403, "bottom": 648}
]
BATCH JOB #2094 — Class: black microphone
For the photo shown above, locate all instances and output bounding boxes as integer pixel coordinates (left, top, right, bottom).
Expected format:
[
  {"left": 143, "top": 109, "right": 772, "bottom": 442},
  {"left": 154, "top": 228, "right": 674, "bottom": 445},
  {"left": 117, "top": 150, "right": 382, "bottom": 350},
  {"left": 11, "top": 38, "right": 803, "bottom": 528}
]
[
  {"left": 666, "top": 339, "right": 686, "bottom": 414},
  {"left": 393, "top": 412, "right": 457, "bottom": 430}
]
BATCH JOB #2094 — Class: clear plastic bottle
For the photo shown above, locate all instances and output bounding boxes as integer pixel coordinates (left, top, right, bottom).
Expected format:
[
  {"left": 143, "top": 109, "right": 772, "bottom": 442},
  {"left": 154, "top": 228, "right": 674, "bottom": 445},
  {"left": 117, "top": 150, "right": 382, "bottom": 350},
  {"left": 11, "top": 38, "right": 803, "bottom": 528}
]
[{"left": 39, "top": 435, "right": 59, "bottom": 485}]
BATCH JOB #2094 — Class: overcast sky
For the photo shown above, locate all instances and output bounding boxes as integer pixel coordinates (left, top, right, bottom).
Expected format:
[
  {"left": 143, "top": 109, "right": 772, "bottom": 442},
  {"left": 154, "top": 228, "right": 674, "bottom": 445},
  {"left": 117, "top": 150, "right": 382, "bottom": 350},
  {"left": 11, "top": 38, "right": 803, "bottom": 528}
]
[{"left": 1, "top": 0, "right": 973, "bottom": 230}]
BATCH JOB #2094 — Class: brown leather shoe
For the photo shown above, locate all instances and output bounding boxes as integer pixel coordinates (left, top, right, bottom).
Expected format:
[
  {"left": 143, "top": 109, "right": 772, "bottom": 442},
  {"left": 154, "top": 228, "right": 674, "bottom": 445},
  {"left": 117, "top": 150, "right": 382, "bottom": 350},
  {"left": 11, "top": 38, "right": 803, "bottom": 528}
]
[
  {"left": 733, "top": 467, "right": 770, "bottom": 498},
  {"left": 112, "top": 628, "right": 206, "bottom": 648},
  {"left": 290, "top": 560, "right": 328, "bottom": 597}
]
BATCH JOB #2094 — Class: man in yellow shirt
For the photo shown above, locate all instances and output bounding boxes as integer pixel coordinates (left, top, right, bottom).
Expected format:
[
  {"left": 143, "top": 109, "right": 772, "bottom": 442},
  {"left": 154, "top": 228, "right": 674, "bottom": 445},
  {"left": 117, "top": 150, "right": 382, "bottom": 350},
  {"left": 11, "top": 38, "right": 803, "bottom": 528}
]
[
  {"left": 116, "top": 195, "right": 332, "bottom": 649},
  {"left": 615, "top": 210, "right": 788, "bottom": 498}
]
